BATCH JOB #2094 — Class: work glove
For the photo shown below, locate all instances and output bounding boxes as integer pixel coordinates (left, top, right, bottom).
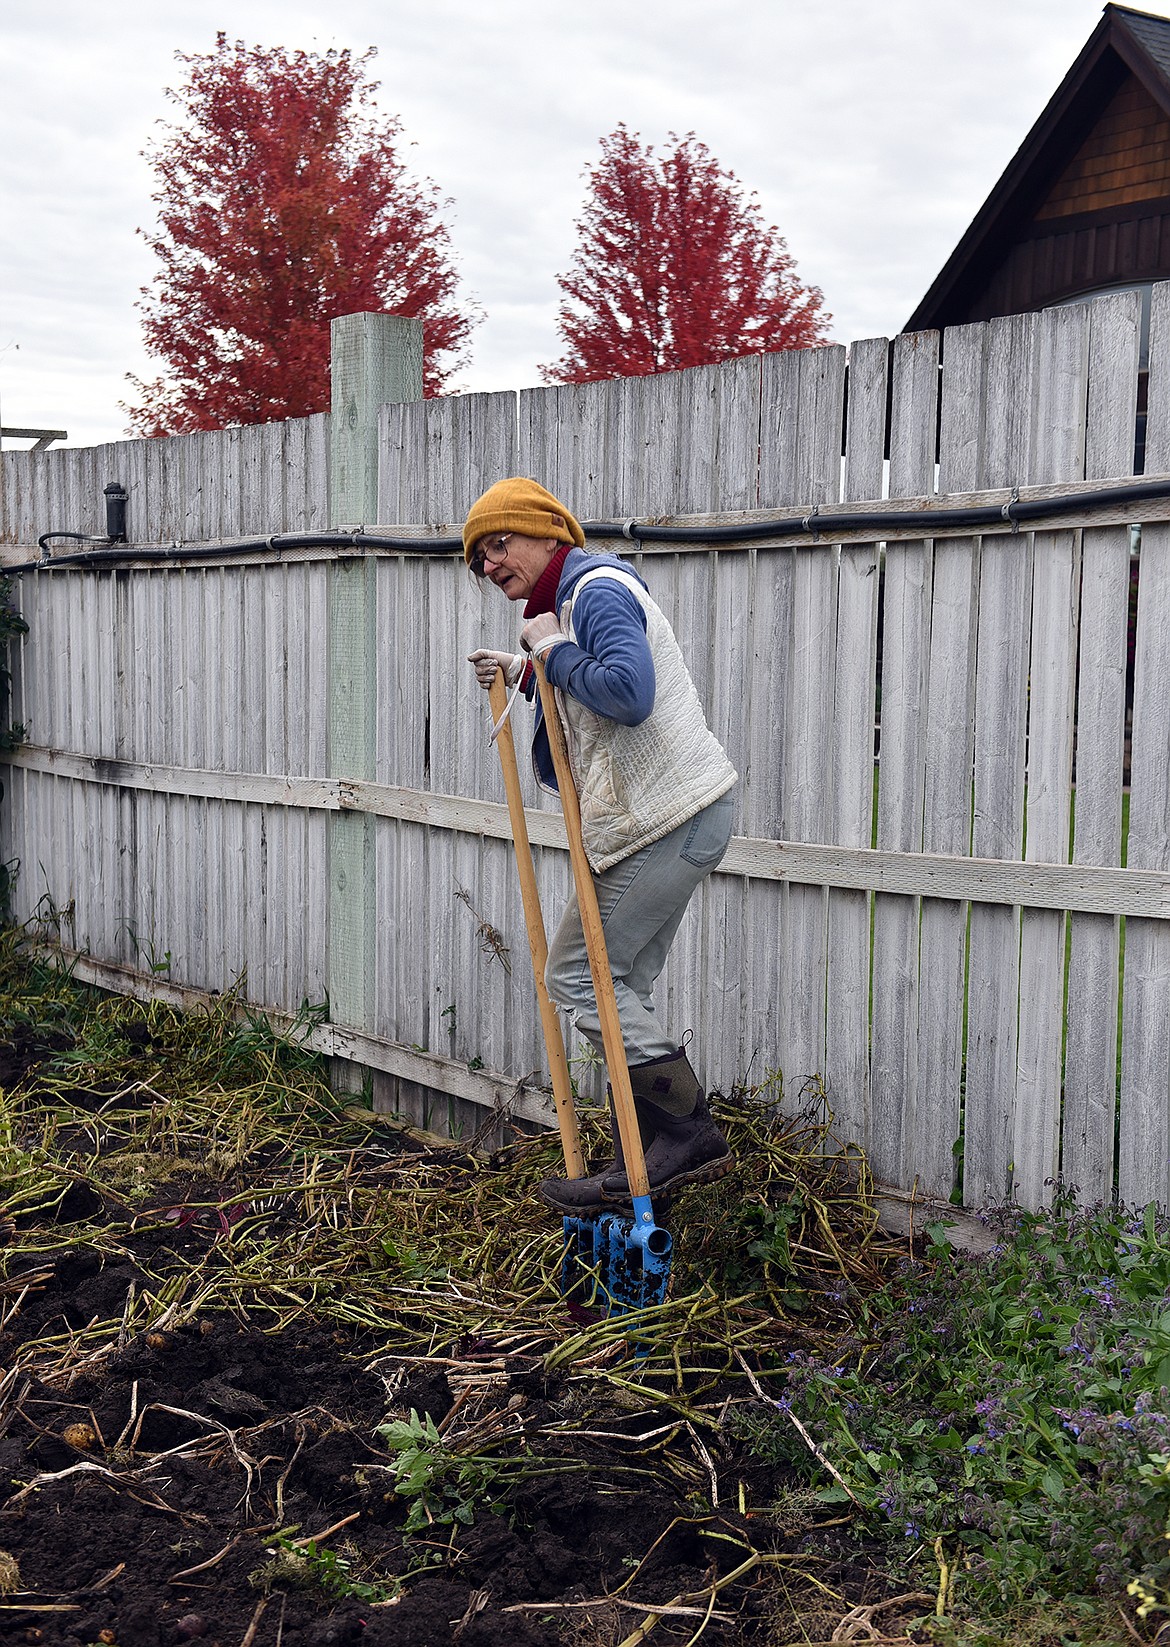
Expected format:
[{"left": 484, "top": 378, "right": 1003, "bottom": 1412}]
[
  {"left": 468, "top": 648, "right": 523, "bottom": 691},
  {"left": 520, "top": 611, "right": 565, "bottom": 659}
]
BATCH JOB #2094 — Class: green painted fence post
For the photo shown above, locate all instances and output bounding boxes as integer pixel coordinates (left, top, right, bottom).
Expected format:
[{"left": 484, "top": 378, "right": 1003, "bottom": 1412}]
[{"left": 327, "top": 313, "right": 424, "bottom": 1088}]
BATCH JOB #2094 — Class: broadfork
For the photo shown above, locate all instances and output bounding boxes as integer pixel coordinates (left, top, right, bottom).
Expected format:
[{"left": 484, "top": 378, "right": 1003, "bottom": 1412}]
[{"left": 488, "top": 664, "right": 672, "bottom": 1319}]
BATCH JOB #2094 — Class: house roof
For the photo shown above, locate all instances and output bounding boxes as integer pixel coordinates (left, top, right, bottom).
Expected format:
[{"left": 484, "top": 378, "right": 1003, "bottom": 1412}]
[{"left": 905, "top": 5, "right": 1170, "bottom": 332}]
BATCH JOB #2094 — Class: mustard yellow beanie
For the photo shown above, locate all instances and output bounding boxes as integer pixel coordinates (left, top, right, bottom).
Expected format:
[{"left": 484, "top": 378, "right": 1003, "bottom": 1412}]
[{"left": 462, "top": 477, "right": 585, "bottom": 564}]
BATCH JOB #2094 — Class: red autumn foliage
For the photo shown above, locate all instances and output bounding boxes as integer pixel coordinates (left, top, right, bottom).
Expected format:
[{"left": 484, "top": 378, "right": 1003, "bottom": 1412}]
[
  {"left": 126, "top": 35, "right": 477, "bottom": 435},
  {"left": 544, "top": 126, "right": 830, "bottom": 384}
]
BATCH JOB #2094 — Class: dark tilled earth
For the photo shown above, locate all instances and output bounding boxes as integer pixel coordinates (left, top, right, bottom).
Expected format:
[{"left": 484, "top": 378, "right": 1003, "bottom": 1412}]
[{"left": 0, "top": 1027, "right": 926, "bottom": 1647}]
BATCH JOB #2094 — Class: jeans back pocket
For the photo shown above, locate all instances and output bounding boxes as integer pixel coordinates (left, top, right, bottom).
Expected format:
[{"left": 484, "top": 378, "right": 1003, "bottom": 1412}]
[{"left": 680, "top": 793, "right": 734, "bottom": 868}]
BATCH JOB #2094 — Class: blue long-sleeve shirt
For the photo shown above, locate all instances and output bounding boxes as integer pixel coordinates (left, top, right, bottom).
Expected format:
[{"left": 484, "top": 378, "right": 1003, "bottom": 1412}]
[{"left": 530, "top": 548, "right": 656, "bottom": 792}]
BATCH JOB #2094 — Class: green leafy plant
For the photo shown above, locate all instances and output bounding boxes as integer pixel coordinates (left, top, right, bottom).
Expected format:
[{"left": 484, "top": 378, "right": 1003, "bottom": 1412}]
[
  {"left": 376, "top": 1409, "right": 505, "bottom": 1533},
  {"left": 378, "top": 1235, "right": 447, "bottom": 1283},
  {"left": 50, "top": 1013, "right": 141, "bottom": 1071},
  {"left": 226, "top": 997, "right": 331, "bottom": 1077},
  {"left": 1124, "top": 1451, "right": 1170, "bottom": 1629},
  {"left": 120, "top": 922, "right": 174, "bottom": 976},
  {"left": 711, "top": 1195, "right": 813, "bottom": 1313},
  {"left": 736, "top": 1188, "right": 1170, "bottom": 1629}
]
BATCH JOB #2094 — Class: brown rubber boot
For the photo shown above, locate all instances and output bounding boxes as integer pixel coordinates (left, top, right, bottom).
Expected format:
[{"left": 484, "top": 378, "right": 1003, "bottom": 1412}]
[
  {"left": 537, "top": 1088, "right": 653, "bottom": 1214},
  {"left": 537, "top": 1169, "right": 609, "bottom": 1214},
  {"left": 601, "top": 1048, "right": 732, "bottom": 1200}
]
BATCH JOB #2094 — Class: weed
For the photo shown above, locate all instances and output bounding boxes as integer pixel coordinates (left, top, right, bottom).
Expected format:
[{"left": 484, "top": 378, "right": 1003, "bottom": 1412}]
[
  {"left": 736, "top": 1186, "right": 1170, "bottom": 1631},
  {"left": 0, "top": 858, "right": 19, "bottom": 926},
  {"left": 50, "top": 1012, "right": 142, "bottom": 1070},
  {"left": 250, "top": 1530, "right": 397, "bottom": 1603},
  {"left": 123, "top": 924, "right": 173, "bottom": 975},
  {"left": 227, "top": 997, "right": 330, "bottom": 1080},
  {"left": 452, "top": 882, "right": 511, "bottom": 973},
  {"left": 378, "top": 1235, "right": 447, "bottom": 1283},
  {"left": 375, "top": 1409, "right": 505, "bottom": 1533}
]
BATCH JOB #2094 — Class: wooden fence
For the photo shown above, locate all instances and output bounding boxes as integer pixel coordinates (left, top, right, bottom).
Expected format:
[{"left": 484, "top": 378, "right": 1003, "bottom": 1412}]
[{"left": 2, "top": 292, "right": 1169, "bottom": 1214}]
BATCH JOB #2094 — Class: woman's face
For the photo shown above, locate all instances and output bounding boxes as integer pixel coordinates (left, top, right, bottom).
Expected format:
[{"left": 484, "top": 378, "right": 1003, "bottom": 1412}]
[{"left": 479, "top": 532, "right": 559, "bottom": 602}]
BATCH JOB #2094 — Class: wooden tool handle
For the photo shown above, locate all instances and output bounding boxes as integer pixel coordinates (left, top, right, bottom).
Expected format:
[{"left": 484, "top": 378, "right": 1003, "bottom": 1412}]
[
  {"left": 488, "top": 670, "right": 586, "bottom": 1179},
  {"left": 533, "top": 661, "right": 651, "bottom": 1202}
]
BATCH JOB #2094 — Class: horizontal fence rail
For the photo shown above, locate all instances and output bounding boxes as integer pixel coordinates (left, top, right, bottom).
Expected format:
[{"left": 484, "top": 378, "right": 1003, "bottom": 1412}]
[
  {"left": 8, "top": 740, "right": 1168, "bottom": 919},
  {"left": 2, "top": 292, "right": 1169, "bottom": 1216}
]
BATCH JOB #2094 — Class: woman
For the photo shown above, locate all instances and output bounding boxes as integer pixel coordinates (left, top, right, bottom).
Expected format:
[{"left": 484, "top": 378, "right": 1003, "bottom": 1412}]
[{"left": 465, "top": 477, "right": 737, "bottom": 1212}]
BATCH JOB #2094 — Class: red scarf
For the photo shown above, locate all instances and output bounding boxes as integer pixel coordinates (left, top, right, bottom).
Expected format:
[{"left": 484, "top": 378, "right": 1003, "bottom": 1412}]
[{"left": 523, "top": 543, "right": 572, "bottom": 619}]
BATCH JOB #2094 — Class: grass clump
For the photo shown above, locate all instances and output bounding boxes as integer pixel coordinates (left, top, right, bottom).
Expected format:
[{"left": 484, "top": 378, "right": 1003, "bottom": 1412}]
[
  {"left": 734, "top": 1188, "right": 1170, "bottom": 1639},
  {"left": 0, "top": 1550, "right": 20, "bottom": 1595},
  {"left": 250, "top": 1530, "right": 397, "bottom": 1604}
]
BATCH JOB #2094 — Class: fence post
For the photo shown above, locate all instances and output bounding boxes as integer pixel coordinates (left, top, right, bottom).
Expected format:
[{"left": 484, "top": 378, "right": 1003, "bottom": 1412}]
[{"left": 327, "top": 313, "right": 424, "bottom": 1081}]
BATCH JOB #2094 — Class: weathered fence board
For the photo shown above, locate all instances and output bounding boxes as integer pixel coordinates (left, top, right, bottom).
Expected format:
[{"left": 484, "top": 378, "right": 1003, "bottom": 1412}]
[
  {"left": 917, "top": 321, "right": 983, "bottom": 1198},
  {"left": 1014, "top": 304, "right": 1088, "bottom": 1210},
  {"left": 964, "top": 312, "right": 1038, "bottom": 1207},
  {"left": 1120, "top": 282, "right": 1170, "bottom": 1208},
  {"left": 870, "top": 330, "right": 936, "bottom": 1188},
  {"left": 824, "top": 335, "right": 886, "bottom": 1155},
  {"left": 1064, "top": 291, "right": 1140, "bottom": 1201}
]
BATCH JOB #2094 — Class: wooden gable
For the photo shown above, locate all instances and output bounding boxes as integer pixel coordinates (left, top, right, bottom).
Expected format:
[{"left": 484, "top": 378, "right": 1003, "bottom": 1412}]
[
  {"left": 1037, "top": 73, "right": 1170, "bottom": 219},
  {"left": 907, "top": 5, "right": 1170, "bottom": 331}
]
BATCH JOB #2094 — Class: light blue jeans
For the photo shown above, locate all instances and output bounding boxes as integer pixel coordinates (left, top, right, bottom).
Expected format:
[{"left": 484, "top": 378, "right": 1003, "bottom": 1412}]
[{"left": 545, "top": 791, "right": 735, "bottom": 1065}]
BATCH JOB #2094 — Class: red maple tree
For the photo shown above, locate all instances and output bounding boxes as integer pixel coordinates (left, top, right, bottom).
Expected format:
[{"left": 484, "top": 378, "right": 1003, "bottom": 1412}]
[
  {"left": 127, "top": 36, "right": 477, "bottom": 435},
  {"left": 544, "top": 126, "right": 829, "bottom": 383}
]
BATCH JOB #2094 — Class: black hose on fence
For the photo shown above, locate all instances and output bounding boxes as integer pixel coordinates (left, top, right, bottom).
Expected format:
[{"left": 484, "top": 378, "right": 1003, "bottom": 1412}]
[
  {"left": 590, "top": 475, "right": 1170, "bottom": 544},
  {"left": 22, "top": 529, "right": 465, "bottom": 573},
  {"left": 13, "top": 473, "right": 1170, "bottom": 573}
]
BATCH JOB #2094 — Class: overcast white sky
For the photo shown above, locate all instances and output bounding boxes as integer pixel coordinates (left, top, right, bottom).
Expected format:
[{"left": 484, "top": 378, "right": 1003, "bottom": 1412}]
[{"left": 0, "top": 0, "right": 1157, "bottom": 448}]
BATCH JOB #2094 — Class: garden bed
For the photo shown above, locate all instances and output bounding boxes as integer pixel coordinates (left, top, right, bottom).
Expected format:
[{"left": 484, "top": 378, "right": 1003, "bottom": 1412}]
[{"left": 0, "top": 936, "right": 1163, "bottom": 1646}]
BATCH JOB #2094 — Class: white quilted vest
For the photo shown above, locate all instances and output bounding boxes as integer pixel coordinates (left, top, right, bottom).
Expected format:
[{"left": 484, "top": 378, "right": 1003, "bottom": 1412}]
[{"left": 552, "top": 567, "right": 737, "bottom": 872}]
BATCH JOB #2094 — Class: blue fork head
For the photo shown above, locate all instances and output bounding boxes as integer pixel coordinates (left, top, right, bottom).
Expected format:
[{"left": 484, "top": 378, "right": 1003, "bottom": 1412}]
[
  {"left": 561, "top": 1199, "right": 673, "bottom": 1326},
  {"left": 561, "top": 1214, "right": 604, "bottom": 1315},
  {"left": 598, "top": 1194, "right": 673, "bottom": 1316}
]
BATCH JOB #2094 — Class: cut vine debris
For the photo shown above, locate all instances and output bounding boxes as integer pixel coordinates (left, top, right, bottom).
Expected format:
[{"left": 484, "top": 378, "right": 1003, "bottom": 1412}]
[{"left": 0, "top": 929, "right": 932, "bottom": 1647}]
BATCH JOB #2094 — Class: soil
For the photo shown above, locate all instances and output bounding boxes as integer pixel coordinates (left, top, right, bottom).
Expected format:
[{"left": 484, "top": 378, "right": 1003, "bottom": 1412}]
[{"left": 0, "top": 1023, "right": 929, "bottom": 1647}]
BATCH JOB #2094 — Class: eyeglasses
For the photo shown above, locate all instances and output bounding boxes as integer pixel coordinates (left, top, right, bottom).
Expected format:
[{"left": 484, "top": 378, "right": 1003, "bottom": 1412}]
[{"left": 470, "top": 533, "right": 513, "bottom": 576}]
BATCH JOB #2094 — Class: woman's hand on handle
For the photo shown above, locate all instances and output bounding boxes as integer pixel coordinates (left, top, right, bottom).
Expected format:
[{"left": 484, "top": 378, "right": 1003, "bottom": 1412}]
[
  {"left": 519, "top": 612, "right": 564, "bottom": 658},
  {"left": 468, "top": 649, "right": 523, "bottom": 691}
]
